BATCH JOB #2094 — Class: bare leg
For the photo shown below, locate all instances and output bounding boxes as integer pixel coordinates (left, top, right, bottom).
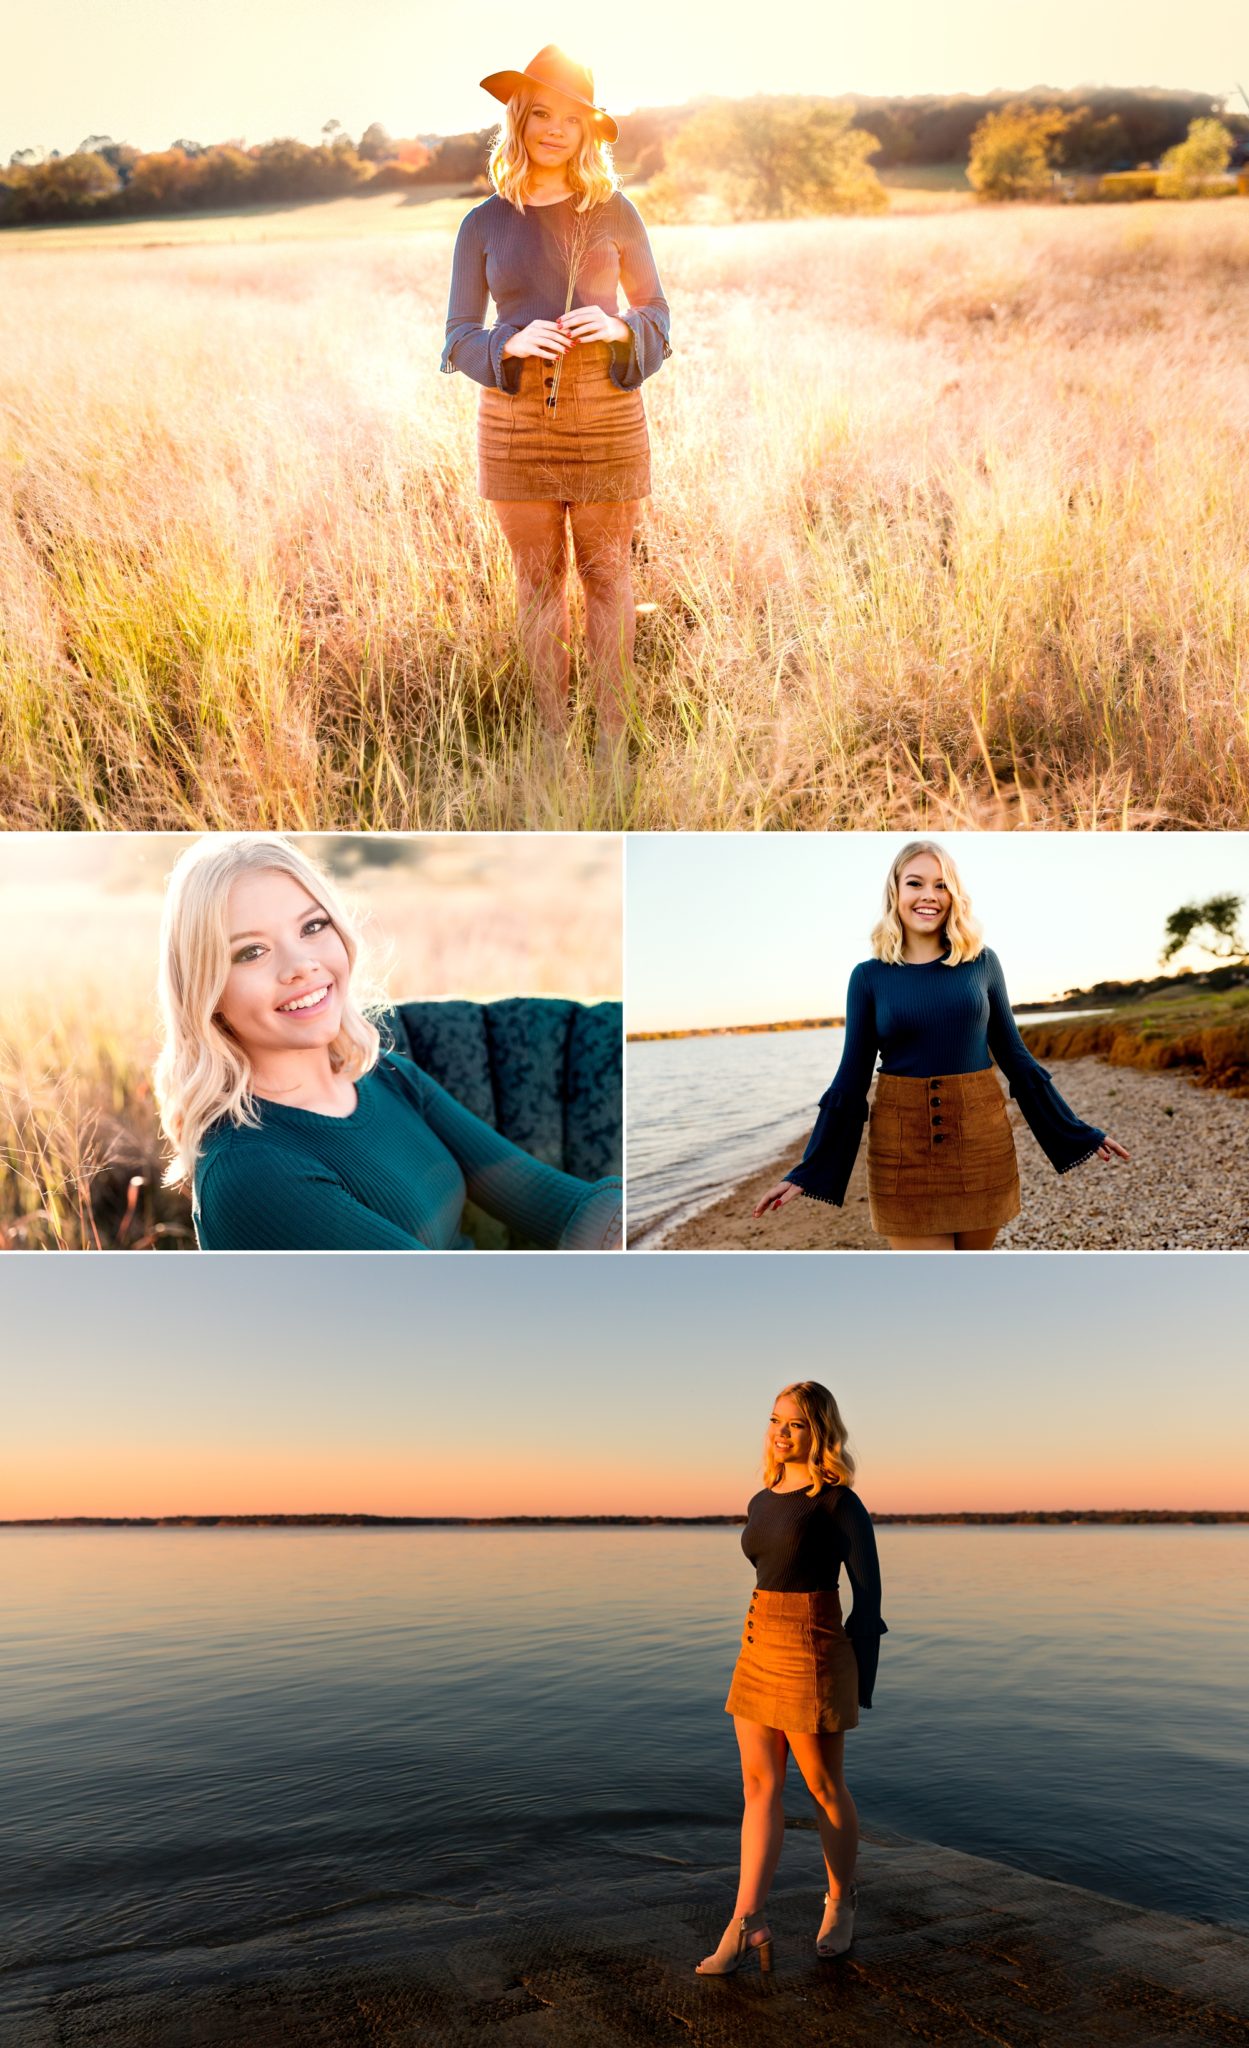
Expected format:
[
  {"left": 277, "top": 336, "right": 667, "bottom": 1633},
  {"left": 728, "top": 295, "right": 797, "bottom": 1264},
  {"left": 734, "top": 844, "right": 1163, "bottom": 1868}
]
[
  {"left": 954, "top": 1227, "right": 999, "bottom": 1250},
  {"left": 787, "top": 1730, "right": 859, "bottom": 1901},
  {"left": 568, "top": 500, "right": 639, "bottom": 736},
  {"left": 733, "top": 1719, "right": 789, "bottom": 1916},
  {"left": 697, "top": 1719, "right": 786, "bottom": 1974},
  {"left": 887, "top": 1234, "right": 956, "bottom": 1251},
  {"left": 489, "top": 499, "right": 570, "bottom": 728}
]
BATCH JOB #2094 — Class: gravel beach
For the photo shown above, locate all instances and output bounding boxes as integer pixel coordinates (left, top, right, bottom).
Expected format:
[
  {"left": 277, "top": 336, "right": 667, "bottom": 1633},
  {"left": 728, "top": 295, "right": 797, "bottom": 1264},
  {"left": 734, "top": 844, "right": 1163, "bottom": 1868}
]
[{"left": 646, "top": 1058, "right": 1249, "bottom": 1251}]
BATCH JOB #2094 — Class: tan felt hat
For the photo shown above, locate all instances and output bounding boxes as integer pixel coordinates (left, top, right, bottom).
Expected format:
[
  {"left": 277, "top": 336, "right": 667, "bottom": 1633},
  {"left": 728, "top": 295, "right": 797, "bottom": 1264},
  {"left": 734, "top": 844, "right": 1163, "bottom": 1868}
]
[{"left": 480, "top": 45, "right": 619, "bottom": 144}]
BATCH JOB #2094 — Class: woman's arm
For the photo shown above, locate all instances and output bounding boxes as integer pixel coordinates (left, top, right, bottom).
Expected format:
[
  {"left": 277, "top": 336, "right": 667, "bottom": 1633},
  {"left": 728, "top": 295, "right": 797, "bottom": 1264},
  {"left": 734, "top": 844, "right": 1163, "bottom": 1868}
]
[
  {"left": 608, "top": 197, "right": 672, "bottom": 391},
  {"left": 780, "top": 965, "right": 880, "bottom": 1207},
  {"left": 829, "top": 1488, "right": 888, "bottom": 1709},
  {"left": 406, "top": 1064, "right": 622, "bottom": 1249},
  {"left": 440, "top": 208, "right": 524, "bottom": 393},
  {"left": 196, "top": 1141, "right": 429, "bottom": 1251},
  {"left": 984, "top": 950, "right": 1109, "bottom": 1174}
]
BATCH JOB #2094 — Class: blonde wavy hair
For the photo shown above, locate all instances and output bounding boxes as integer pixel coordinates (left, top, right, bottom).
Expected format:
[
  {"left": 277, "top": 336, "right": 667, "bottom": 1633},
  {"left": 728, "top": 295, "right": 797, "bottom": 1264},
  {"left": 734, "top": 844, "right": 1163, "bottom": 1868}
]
[
  {"left": 489, "top": 79, "right": 620, "bottom": 211},
  {"left": 155, "top": 835, "right": 386, "bottom": 1186},
  {"left": 763, "top": 1381, "right": 857, "bottom": 1497},
  {"left": 871, "top": 839, "right": 983, "bottom": 967}
]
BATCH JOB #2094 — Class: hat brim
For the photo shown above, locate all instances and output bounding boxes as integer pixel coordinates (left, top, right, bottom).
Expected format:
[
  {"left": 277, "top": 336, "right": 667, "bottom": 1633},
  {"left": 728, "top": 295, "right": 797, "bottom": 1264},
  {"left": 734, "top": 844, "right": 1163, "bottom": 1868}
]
[{"left": 479, "top": 69, "right": 619, "bottom": 144}]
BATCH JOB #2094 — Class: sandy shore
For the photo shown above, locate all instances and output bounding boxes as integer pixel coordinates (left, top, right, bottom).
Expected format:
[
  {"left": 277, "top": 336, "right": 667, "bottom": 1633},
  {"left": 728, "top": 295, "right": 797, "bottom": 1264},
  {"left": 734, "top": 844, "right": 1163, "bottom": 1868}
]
[
  {"left": 9, "top": 1822, "right": 1247, "bottom": 2046},
  {"left": 648, "top": 1058, "right": 1249, "bottom": 1251}
]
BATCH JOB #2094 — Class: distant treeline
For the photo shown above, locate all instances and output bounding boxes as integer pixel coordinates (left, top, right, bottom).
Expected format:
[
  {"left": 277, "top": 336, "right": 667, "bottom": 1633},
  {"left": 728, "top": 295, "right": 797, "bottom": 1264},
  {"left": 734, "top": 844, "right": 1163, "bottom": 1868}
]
[
  {"left": 5, "top": 1510, "right": 1245, "bottom": 1528},
  {"left": 629, "top": 1017, "right": 845, "bottom": 1042},
  {"left": 3, "top": 86, "right": 1242, "bottom": 227}
]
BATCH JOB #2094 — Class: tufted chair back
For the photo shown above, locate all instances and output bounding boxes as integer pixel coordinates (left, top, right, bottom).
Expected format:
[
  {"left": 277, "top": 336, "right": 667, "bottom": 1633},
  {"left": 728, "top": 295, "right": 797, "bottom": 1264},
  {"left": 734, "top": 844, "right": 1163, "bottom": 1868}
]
[{"left": 377, "top": 996, "right": 622, "bottom": 1248}]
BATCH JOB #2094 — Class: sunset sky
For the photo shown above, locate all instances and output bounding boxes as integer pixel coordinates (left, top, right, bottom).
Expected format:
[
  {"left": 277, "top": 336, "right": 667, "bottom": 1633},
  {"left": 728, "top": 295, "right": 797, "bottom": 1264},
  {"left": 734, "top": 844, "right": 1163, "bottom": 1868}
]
[
  {"left": 626, "top": 833, "right": 1249, "bottom": 1032},
  {"left": 2, "top": 1254, "right": 1244, "bottom": 1519},
  {"left": 5, "top": 0, "right": 1244, "bottom": 160}
]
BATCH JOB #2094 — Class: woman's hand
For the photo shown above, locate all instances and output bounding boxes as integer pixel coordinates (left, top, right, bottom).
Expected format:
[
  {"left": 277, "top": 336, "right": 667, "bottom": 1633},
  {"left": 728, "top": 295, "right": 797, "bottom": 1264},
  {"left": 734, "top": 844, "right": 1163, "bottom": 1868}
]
[
  {"left": 1095, "top": 1136, "right": 1132, "bottom": 1164},
  {"left": 753, "top": 1180, "right": 802, "bottom": 1218},
  {"left": 558, "top": 305, "right": 631, "bottom": 346},
  {"left": 502, "top": 320, "right": 573, "bottom": 362}
]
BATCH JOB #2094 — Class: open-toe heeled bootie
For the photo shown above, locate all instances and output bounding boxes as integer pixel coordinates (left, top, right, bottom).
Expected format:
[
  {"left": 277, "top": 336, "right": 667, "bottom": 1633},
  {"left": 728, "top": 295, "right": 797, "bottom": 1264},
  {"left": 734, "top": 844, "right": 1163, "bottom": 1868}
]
[
  {"left": 816, "top": 1881, "right": 857, "bottom": 1957},
  {"left": 695, "top": 1910, "right": 775, "bottom": 1976}
]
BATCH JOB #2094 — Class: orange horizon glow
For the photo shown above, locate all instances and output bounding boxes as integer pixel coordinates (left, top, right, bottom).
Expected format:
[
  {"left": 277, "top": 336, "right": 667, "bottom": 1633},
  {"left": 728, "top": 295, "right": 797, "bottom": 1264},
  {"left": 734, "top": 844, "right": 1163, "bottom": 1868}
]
[{"left": 3, "top": 1444, "right": 1243, "bottom": 1523}]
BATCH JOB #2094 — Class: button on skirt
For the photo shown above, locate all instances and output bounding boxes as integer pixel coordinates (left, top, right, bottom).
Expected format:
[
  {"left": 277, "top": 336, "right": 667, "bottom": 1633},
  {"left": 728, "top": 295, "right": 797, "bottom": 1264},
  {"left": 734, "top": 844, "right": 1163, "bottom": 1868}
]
[
  {"left": 867, "top": 1067, "right": 1021, "bottom": 1237},
  {"left": 477, "top": 340, "right": 651, "bottom": 503},
  {"left": 725, "top": 1588, "right": 860, "bottom": 1735}
]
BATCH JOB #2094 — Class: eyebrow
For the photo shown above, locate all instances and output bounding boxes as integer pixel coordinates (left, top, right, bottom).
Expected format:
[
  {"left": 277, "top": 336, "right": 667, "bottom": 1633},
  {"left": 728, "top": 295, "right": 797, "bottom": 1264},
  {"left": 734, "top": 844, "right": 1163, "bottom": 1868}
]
[{"left": 229, "top": 898, "right": 327, "bottom": 942}]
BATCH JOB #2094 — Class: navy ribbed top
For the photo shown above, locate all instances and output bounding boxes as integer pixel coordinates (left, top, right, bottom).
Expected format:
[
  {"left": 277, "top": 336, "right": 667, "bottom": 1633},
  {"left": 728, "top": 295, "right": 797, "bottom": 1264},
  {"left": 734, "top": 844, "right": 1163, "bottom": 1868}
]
[
  {"left": 741, "top": 1483, "right": 887, "bottom": 1707},
  {"left": 441, "top": 191, "right": 671, "bottom": 392},
  {"left": 193, "top": 1052, "right": 622, "bottom": 1252},
  {"left": 784, "top": 947, "right": 1105, "bottom": 1207}
]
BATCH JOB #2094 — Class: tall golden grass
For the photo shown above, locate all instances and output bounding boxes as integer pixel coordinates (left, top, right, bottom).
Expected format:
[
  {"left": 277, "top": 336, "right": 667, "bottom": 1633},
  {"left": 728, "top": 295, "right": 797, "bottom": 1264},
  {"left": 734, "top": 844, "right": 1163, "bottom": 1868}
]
[
  {"left": 2, "top": 197, "right": 1247, "bottom": 828},
  {"left": 0, "top": 835, "right": 621, "bottom": 1247}
]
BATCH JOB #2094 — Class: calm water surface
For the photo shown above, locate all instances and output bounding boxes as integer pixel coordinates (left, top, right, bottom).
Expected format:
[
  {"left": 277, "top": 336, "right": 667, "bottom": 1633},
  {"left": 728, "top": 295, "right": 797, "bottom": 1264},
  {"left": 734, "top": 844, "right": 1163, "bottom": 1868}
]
[
  {"left": 626, "top": 1026, "right": 845, "bottom": 1242},
  {"left": 1, "top": 1525, "right": 1245, "bottom": 2007}
]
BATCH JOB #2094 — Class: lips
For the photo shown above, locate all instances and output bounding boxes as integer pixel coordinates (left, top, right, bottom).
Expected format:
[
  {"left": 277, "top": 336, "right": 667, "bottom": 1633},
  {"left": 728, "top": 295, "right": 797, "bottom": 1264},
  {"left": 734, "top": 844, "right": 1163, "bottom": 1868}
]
[{"left": 276, "top": 983, "right": 332, "bottom": 1016}]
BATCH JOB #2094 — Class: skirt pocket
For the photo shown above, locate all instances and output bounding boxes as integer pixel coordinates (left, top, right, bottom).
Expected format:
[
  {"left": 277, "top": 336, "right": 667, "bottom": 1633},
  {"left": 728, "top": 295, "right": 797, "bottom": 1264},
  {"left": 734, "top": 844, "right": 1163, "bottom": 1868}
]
[
  {"left": 866, "top": 1104, "right": 902, "bottom": 1198},
  {"left": 956, "top": 1086, "right": 1017, "bottom": 1195}
]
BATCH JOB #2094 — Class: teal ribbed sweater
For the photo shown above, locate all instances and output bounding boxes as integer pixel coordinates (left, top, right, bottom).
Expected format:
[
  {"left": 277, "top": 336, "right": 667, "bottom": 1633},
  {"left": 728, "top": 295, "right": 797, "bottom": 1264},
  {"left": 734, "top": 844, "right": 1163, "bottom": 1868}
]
[{"left": 193, "top": 1053, "right": 622, "bottom": 1252}]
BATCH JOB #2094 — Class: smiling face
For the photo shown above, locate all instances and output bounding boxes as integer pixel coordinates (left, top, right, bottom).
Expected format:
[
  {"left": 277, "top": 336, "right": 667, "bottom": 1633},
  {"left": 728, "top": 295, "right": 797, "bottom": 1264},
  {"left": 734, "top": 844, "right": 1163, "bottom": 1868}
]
[
  {"left": 521, "top": 87, "right": 586, "bottom": 170},
  {"left": 215, "top": 869, "right": 351, "bottom": 1065},
  {"left": 768, "top": 1393, "right": 812, "bottom": 1471},
  {"left": 896, "top": 850, "right": 951, "bottom": 944}
]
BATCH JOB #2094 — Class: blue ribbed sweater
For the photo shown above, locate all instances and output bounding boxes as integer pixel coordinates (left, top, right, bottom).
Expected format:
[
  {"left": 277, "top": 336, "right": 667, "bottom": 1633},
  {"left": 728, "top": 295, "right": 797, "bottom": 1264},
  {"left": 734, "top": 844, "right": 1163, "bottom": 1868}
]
[
  {"left": 193, "top": 1053, "right": 622, "bottom": 1252},
  {"left": 784, "top": 948, "right": 1105, "bottom": 1207},
  {"left": 441, "top": 191, "right": 671, "bottom": 392},
  {"left": 741, "top": 1484, "right": 887, "bottom": 1708}
]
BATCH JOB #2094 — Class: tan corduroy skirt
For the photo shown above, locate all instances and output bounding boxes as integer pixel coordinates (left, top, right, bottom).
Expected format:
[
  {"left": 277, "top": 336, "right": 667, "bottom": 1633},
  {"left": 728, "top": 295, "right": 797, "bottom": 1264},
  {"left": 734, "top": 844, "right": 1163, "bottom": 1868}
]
[
  {"left": 725, "top": 1588, "right": 860, "bottom": 1735},
  {"left": 477, "top": 340, "right": 651, "bottom": 503},
  {"left": 866, "top": 1067, "right": 1021, "bottom": 1237}
]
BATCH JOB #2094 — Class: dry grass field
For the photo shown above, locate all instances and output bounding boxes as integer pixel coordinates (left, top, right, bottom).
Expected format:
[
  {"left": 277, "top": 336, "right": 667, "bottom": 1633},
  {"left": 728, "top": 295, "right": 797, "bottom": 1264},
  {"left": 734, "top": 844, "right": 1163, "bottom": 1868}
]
[
  {"left": 0, "top": 834, "right": 621, "bottom": 1248},
  {"left": 1, "top": 193, "right": 1247, "bottom": 829}
]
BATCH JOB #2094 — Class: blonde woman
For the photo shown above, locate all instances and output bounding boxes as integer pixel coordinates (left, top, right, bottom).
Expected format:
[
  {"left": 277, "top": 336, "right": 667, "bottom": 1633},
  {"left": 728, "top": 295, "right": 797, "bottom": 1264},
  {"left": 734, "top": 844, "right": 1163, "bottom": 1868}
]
[
  {"left": 696, "top": 1382, "right": 885, "bottom": 1978},
  {"left": 441, "top": 45, "right": 671, "bottom": 738},
  {"left": 154, "top": 835, "right": 622, "bottom": 1252},
  {"left": 754, "top": 841, "right": 1130, "bottom": 1250}
]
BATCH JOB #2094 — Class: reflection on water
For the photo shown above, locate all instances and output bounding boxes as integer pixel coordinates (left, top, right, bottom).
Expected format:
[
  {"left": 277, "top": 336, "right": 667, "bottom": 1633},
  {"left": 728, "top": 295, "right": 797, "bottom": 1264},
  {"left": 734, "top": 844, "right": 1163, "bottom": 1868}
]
[{"left": 0, "top": 1524, "right": 1244, "bottom": 1995}]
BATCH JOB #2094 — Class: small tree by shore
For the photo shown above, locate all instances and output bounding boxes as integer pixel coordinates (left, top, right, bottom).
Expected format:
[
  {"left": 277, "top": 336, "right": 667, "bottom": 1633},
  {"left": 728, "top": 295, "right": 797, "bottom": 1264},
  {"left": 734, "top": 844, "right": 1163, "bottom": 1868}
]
[
  {"left": 1162, "top": 895, "right": 1248, "bottom": 967},
  {"left": 644, "top": 97, "right": 886, "bottom": 222},
  {"left": 967, "top": 102, "right": 1076, "bottom": 200}
]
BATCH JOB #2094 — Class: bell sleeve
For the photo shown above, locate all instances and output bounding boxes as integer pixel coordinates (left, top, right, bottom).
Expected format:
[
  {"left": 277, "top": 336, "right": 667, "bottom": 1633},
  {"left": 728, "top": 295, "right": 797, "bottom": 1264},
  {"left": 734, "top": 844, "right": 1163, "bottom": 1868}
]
[
  {"left": 984, "top": 949, "right": 1105, "bottom": 1174},
  {"left": 608, "top": 197, "right": 672, "bottom": 391},
  {"left": 828, "top": 1488, "right": 887, "bottom": 1709},
  {"left": 440, "top": 207, "right": 523, "bottom": 394},
  {"left": 782, "top": 964, "right": 879, "bottom": 1207}
]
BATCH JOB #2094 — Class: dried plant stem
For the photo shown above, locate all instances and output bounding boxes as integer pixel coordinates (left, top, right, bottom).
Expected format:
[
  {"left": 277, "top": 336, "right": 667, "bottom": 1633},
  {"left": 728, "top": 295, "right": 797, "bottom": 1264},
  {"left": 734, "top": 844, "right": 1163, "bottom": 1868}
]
[{"left": 547, "top": 209, "right": 594, "bottom": 414}]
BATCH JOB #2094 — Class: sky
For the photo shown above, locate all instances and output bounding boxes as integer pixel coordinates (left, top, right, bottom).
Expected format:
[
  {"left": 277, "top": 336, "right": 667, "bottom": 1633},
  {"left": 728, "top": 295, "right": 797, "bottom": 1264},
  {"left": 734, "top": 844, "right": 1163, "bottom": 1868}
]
[
  {"left": 2, "top": 1254, "right": 1244, "bottom": 1518},
  {"left": 4, "top": 0, "right": 1246, "bottom": 160},
  {"left": 625, "top": 833, "right": 1249, "bottom": 1033}
]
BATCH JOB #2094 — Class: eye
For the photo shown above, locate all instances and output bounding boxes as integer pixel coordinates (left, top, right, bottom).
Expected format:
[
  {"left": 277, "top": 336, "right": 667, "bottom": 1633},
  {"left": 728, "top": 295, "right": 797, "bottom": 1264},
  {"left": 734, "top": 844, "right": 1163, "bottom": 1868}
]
[
  {"left": 232, "top": 943, "right": 265, "bottom": 964},
  {"left": 303, "top": 916, "right": 331, "bottom": 937}
]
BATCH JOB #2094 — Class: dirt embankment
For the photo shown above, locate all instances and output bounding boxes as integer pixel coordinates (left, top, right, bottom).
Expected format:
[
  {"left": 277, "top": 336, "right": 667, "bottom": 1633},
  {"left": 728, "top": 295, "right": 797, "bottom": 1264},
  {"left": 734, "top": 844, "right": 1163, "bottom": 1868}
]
[{"left": 1021, "top": 1016, "right": 1249, "bottom": 1095}]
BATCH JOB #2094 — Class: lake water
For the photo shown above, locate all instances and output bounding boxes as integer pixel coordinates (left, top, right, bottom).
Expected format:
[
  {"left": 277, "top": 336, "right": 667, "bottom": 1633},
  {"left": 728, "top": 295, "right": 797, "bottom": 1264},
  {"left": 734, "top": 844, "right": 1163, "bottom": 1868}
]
[
  {"left": 1, "top": 1525, "right": 1244, "bottom": 2022},
  {"left": 626, "top": 1013, "right": 1110, "bottom": 1243},
  {"left": 626, "top": 1025, "right": 846, "bottom": 1243}
]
